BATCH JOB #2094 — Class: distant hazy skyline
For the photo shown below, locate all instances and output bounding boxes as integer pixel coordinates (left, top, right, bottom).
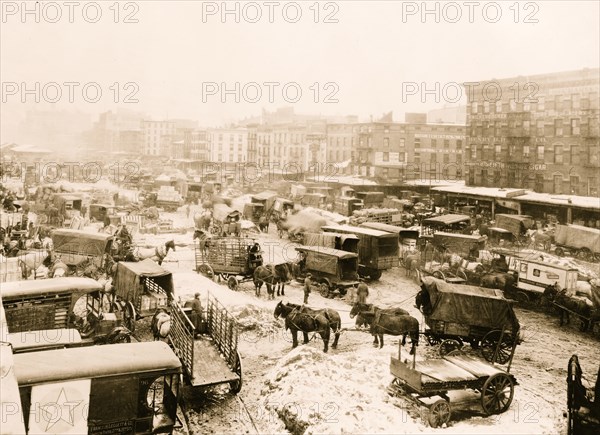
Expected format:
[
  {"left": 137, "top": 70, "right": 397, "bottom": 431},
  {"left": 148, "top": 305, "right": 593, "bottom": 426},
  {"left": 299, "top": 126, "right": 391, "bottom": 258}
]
[{"left": 1, "top": 1, "right": 599, "bottom": 142}]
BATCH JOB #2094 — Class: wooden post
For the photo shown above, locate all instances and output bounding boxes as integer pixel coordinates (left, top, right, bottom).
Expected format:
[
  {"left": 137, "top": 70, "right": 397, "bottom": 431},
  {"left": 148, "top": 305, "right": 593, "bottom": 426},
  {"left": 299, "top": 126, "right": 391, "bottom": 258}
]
[
  {"left": 412, "top": 348, "right": 417, "bottom": 370},
  {"left": 398, "top": 340, "right": 402, "bottom": 360}
]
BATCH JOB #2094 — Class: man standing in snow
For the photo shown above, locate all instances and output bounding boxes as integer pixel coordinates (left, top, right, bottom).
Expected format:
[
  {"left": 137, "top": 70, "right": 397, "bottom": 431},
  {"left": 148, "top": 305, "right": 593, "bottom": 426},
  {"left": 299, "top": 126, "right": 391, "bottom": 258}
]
[
  {"left": 304, "top": 273, "right": 313, "bottom": 304},
  {"left": 357, "top": 279, "right": 369, "bottom": 304},
  {"left": 190, "top": 293, "right": 203, "bottom": 336}
]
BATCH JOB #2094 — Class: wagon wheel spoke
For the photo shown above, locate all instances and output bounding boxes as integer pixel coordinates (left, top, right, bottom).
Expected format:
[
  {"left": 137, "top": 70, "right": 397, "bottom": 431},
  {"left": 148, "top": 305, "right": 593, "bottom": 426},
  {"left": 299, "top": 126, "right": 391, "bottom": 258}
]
[
  {"left": 428, "top": 399, "right": 451, "bottom": 428},
  {"left": 481, "top": 373, "right": 514, "bottom": 415}
]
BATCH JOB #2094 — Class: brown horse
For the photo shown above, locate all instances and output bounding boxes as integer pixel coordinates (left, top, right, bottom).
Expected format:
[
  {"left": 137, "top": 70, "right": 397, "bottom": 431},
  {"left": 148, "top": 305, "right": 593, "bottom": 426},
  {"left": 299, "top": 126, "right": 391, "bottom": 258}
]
[
  {"left": 274, "top": 301, "right": 338, "bottom": 352},
  {"left": 480, "top": 272, "right": 516, "bottom": 292},
  {"left": 254, "top": 263, "right": 294, "bottom": 298},
  {"left": 349, "top": 303, "right": 409, "bottom": 329},
  {"left": 286, "top": 302, "right": 341, "bottom": 349},
  {"left": 357, "top": 310, "right": 419, "bottom": 353}
]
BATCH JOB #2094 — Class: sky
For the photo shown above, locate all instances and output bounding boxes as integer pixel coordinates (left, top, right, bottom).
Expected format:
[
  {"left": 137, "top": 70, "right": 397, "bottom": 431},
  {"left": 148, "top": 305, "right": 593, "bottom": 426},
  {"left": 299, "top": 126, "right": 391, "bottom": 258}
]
[{"left": 1, "top": 0, "right": 599, "bottom": 141}]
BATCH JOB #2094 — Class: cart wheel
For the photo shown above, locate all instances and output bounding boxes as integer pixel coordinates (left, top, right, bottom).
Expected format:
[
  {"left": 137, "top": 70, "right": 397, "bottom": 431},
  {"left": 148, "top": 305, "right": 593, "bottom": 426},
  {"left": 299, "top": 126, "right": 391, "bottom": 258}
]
[
  {"left": 123, "top": 302, "right": 136, "bottom": 333},
  {"left": 457, "top": 270, "right": 468, "bottom": 282},
  {"left": 578, "top": 248, "right": 593, "bottom": 262},
  {"left": 432, "top": 270, "right": 446, "bottom": 281},
  {"left": 481, "top": 373, "right": 514, "bottom": 415},
  {"left": 481, "top": 330, "right": 514, "bottom": 364},
  {"left": 228, "top": 276, "right": 239, "bottom": 291},
  {"left": 198, "top": 264, "right": 214, "bottom": 280},
  {"left": 555, "top": 247, "right": 564, "bottom": 257},
  {"left": 425, "top": 333, "right": 440, "bottom": 346},
  {"left": 370, "top": 269, "right": 382, "bottom": 281},
  {"left": 515, "top": 292, "right": 530, "bottom": 304},
  {"left": 229, "top": 351, "right": 243, "bottom": 394},
  {"left": 319, "top": 281, "right": 330, "bottom": 298},
  {"left": 428, "top": 399, "right": 451, "bottom": 428},
  {"left": 439, "top": 339, "right": 462, "bottom": 357}
]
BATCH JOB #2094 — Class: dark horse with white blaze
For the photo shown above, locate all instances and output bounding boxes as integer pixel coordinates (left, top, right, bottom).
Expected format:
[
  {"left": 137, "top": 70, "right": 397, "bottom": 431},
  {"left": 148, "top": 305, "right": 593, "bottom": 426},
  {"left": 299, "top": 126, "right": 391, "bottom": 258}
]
[
  {"left": 274, "top": 301, "right": 341, "bottom": 352},
  {"left": 353, "top": 304, "right": 419, "bottom": 353},
  {"left": 349, "top": 302, "right": 409, "bottom": 328},
  {"left": 253, "top": 263, "right": 294, "bottom": 299}
]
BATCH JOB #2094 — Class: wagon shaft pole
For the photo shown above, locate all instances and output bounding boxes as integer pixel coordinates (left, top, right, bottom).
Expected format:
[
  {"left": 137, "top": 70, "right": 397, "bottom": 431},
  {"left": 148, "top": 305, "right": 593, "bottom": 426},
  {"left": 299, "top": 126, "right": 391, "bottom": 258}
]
[{"left": 506, "top": 331, "right": 518, "bottom": 373}]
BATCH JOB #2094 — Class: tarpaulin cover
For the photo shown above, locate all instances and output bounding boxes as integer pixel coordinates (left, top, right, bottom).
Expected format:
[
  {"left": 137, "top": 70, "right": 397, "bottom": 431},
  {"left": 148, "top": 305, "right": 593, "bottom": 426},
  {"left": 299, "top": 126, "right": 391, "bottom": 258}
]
[
  {"left": 52, "top": 229, "right": 112, "bottom": 258},
  {"left": 114, "top": 259, "right": 174, "bottom": 299},
  {"left": 554, "top": 225, "right": 600, "bottom": 253},
  {"left": 213, "top": 203, "right": 240, "bottom": 223},
  {"left": 423, "top": 214, "right": 471, "bottom": 226},
  {"left": 495, "top": 214, "right": 535, "bottom": 236},
  {"left": 421, "top": 276, "right": 520, "bottom": 331}
]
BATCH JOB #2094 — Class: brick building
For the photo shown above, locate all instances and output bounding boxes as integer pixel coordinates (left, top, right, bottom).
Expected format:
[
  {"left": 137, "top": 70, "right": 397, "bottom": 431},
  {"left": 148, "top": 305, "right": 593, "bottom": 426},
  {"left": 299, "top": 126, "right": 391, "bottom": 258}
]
[{"left": 464, "top": 68, "right": 600, "bottom": 196}]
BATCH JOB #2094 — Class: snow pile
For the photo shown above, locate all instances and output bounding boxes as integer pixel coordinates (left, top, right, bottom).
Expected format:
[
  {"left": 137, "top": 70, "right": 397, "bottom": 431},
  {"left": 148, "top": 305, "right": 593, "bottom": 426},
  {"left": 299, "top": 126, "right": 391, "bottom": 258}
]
[
  {"left": 229, "top": 304, "right": 281, "bottom": 338},
  {"left": 301, "top": 207, "right": 348, "bottom": 225},
  {"left": 261, "top": 345, "right": 424, "bottom": 435}
]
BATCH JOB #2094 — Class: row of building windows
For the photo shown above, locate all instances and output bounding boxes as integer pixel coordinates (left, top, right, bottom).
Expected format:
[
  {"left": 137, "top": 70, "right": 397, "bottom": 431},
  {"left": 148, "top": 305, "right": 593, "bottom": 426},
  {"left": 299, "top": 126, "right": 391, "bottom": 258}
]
[
  {"left": 468, "top": 144, "right": 599, "bottom": 165},
  {"left": 471, "top": 93, "right": 599, "bottom": 114}
]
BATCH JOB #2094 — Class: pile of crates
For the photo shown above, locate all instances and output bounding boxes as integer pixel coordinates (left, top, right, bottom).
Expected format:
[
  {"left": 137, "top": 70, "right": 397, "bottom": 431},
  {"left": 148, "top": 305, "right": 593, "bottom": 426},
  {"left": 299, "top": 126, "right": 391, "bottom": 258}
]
[
  {"left": 157, "top": 186, "right": 183, "bottom": 203},
  {"left": 349, "top": 208, "right": 403, "bottom": 225}
]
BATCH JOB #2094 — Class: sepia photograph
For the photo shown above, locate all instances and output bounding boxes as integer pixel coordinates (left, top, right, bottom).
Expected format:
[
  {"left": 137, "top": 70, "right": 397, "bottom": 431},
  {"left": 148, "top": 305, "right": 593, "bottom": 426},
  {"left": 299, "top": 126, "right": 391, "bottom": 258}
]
[{"left": 1, "top": 1, "right": 599, "bottom": 434}]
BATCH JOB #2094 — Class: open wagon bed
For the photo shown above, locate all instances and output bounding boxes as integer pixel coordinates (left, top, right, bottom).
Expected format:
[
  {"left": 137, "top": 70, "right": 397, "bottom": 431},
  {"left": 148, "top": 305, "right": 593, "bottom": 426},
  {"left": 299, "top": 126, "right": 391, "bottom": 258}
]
[
  {"left": 169, "top": 293, "right": 242, "bottom": 392},
  {"left": 389, "top": 350, "right": 517, "bottom": 428}
]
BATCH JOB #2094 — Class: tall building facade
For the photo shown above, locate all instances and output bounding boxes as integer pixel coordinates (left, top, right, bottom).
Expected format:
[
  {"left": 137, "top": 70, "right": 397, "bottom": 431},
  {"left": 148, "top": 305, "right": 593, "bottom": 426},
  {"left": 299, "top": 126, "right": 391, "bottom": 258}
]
[
  {"left": 142, "top": 120, "right": 175, "bottom": 156},
  {"left": 465, "top": 68, "right": 600, "bottom": 195},
  {"left": 207, "top": 128, "right": 248, "bottom": 163}
]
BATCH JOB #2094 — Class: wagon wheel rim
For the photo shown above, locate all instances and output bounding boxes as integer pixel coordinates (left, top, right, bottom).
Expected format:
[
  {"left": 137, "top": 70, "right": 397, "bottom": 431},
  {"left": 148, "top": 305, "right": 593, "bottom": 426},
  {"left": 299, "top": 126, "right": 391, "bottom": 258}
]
[
  {"left": 319, "top": 282, "right": 330, "bottom": 298},
  {"left": 228, "top": 276, "right": 239, "bottom": 291},
  {"left": 439, "top": 339, "right": 462, "bottom": 357},
  {"left": 457, "top": 270, "right": 468, "bottom": 282},
  {"left": 480, "top": 330, "right": 514, "bottom": 364},
  {"left": 515, "top": 292, "right": 530, "bottom": 304},
  {"left": 425, "top": 333, "right": 440, "bottom": 346},
  {"left": 428, "top": 399, "right": 451, "bottom": 428},
  {"left": 481, "top": 373, "right": 514, "bottom": 415},
  {"left": 198, "top": 264, "right": 214, "bottom": 280},
  {"left": 122, "top": 302, "right": 136, "bottom": 333},
  {"left": 432, "top": 270, "right": 446, "bottom": 281}
]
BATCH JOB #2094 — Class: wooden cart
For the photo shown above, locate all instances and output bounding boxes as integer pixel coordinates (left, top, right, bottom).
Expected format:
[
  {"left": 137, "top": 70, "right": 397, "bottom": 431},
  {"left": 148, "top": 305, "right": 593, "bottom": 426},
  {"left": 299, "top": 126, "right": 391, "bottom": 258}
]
[
  {"left": 418, "top": 277, "right": 521, "bottom": 364},
  {"left": 389, "top": 344, "right": 517, "bottom": 428},
  {"left": 195, "top": 237, "right": 263, "bottom": 290},
  {"left": 168, "top": 293, "right": 242, "bottom": 393},
  {"left": 112, "top": 259, "right": 175, "bottom": 332}
]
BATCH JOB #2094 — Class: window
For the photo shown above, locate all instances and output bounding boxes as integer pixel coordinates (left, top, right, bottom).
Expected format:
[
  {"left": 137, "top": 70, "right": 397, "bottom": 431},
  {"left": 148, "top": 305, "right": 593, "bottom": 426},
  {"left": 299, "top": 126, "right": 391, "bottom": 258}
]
[
  {"left": 456, "top": 153, "right": 462, "bottom": 164},
  {"left": 444, "top": 140, "right": 450, "bottom": 148},
  {"left": 537, "top": 145, "right": 545, "bottom": 160},
  {"left": 523, "top": 121, "right": 530, "bottom": 132},
  {"left": 414, "top": 138, "right": 421, "bottom": 148},
  {"left": 399, "top": 138, "right": 405, "bottom": 148},
  {"left": 456, "top": 140, "right": 463, "bottom": 150},
  {"left": 553, "top": 175, "right": 563, "bottom": 194},
  {"left": 555, "top": 95, "right": 562, "bottom": 111},
  {"left": 571, "top": 119, "right": 580, "bottom": 135},
  {"left": 510, "top": 99, "right": 517, "bottom": 112},
  {"left": 535, "top": 174, "right": 544, "bottom": 192},
  {"left": 523, "top": 145, "right": 530, "bottom": 158},
  {"left": 399, "top": 152, "right": 406, "bottom": 162},
  {"left": 384, "top": 126, "right": 390, "bottom": 134},
  {"left": 537, "top": 97, "right": 545, "bottom": 111},
  {"left": 430, "top": 153, "right": 437, "bottom": 164},
  {"left": 443, "top": 154, "right": 449, "bottom": 163},
  {"left": 589, "top": 177, "right": 598, "bottom": 196},
  {"left": 471, "top": 146, "right": 477, "bottom": 159},
  {"left": 471, "top": 102, "right": 478, "bottom": 114},
  {"left": 495, "top": 144, "right": 502, "bottom": 155},
  {"left": 570, "top": 176, "right": 579, "bottom": 195},
  {"left": 383, "top": 138, "right": 389, "bottom": 148},
  {"left": 554, "top": 145, "right": 563, "bottom": 163},
  {"left": 495, "top": 101, "right": 503, "bottom": 113},
  {"left": 431, "top": 139, "right": 437, "bottom": 148},
  {"left": 570, "top": 145, "right": 578, "bottom": 164},
  {"left": 533, "top": 269, "right": 540, "bottom": 277},
  {"left": 484, "top": 101, "right": 490, "bottom": 113},
  {"left": 383, "top": 152, "right": 389, "bottom": 162},
  {"left": 572, "top": 94, "right": 580, "bottom": 109}
]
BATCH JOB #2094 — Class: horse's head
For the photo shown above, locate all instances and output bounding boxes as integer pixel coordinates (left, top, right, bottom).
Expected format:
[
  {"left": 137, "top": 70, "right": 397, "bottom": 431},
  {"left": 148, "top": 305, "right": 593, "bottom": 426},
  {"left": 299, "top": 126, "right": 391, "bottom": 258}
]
[
  {"left": 274, "top": 301, "right": 284, "bottom": 319},
  {"left": 350, "top": 302, "right": 371, "bottom": 319},
  {"left": 166, "top": 240, "right": 175, "bottom": 253}
]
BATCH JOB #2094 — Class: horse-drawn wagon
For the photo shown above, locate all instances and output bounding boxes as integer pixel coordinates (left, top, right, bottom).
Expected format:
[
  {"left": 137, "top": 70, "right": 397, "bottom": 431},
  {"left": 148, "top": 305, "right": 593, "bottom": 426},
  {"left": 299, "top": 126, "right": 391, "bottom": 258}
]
[
  {"left": 389, "top": 347, "right": 517, "bottom": 428},
  {"left": 421, "top": 214, "right": 471, "bottom": 236},
  {"left": 1, "top": 277, "right": 131, "bottom": 345},
  {"left": 415, "top": 241, "right": 468, "bottom": 284},
  {"left": 321, "top": 224, "right": 399, "bottom": 280},
  {"left": 195, "top": 236, "right": 263, "bottom": 290},
  {"left": 295, "top": 245, "right": 359, "bottom": 298},
  {"left": 566, "top": 354, "right": 600, "bottom": 435},
  {"left": 212, "top": 203, "right": 242, "bottom": 236},
  {"left": 51, "top": 229, "right": 114, "bottom": 274},
  {"left": 416, "top": 277, "right": 521, "bottom": 364},
  {"left": 553, "top": 224, "right": 600, "bottom": 262},
  {"left": 112, "top": 259, "right": 175, "bottom": 332},
  {"left": 168, "top": 292, "right": 242, "bottom": 393}
]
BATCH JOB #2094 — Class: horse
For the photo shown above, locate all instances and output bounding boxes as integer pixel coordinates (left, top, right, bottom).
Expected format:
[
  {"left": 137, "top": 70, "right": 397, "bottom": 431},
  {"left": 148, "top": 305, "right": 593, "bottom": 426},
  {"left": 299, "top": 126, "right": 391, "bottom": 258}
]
[
  {"left": 254, "top": 263, "right": 295, "bottom": 298},
  {"left": 274, "top": 301, "right": 337, "bottom": 352},
  {"left": 415, "top": 286, "right": 433, "bottom": 315},
  {"left": 357, "top": 310, "right": 420, "bottom": 353},
  {"left": 349, "top": 303, "right": 409, "bottom": 329},
  {"left": 151, "top": 308, "right": 171, "bottom": 341},
  {"left": 193, "top": 229, "right": 212, "bottom": 255},
  {"left": 258, "top": 215, "right": 269, "bottom": 233},
  {"left": 17, "top": 249, "right": 51, "bottom": 278},
  {"left": 131, "top": 240, "right": 175, "bottom": 265},
  {"left": 42, "top": 252, "right": 69, "bottom": 278},
  {"left": 404, "top": 252, "right": 421, "bottom": 280},
  {"left": 286, "top": 302, "right": 341, "bottom": 349},
  {"left": 193, "top": 211, "right": 212, "bottom": 231},
  {"left": 480, "top": 272, "right": 516, "bottom": 292}
]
